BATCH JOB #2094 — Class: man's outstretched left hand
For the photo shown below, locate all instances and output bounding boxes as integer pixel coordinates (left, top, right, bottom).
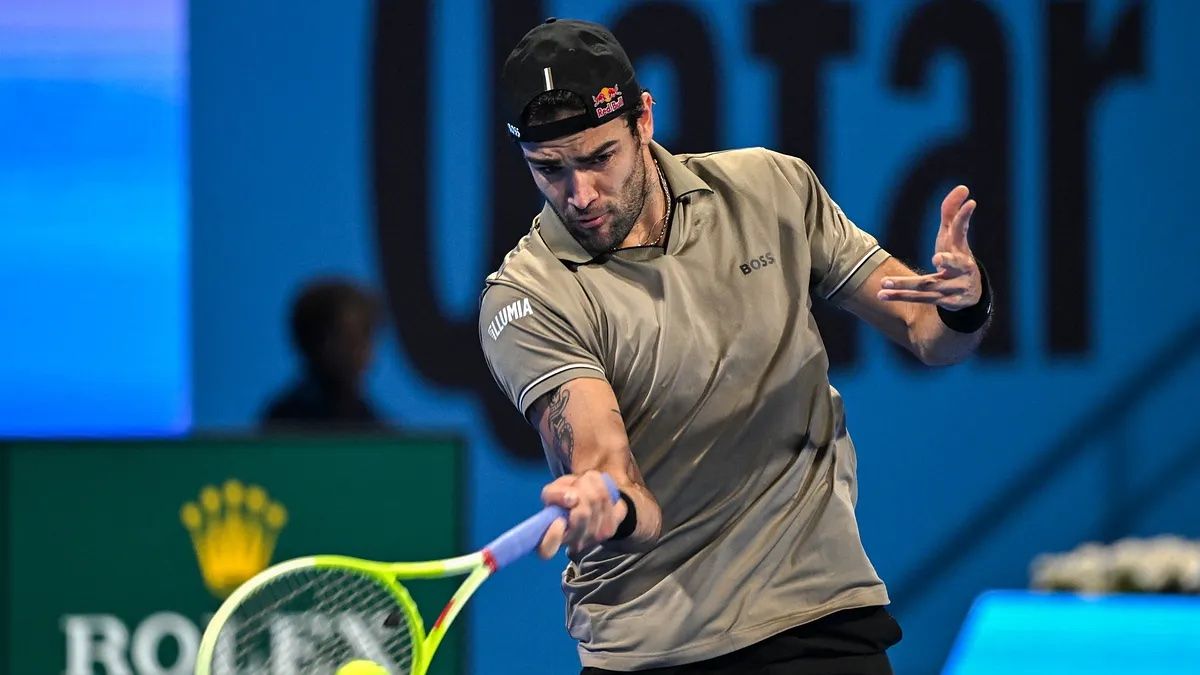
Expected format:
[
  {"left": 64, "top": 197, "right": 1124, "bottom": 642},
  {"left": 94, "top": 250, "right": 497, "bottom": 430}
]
[{"left": 877, "top": 185, "right": 981, "bottom": 310}]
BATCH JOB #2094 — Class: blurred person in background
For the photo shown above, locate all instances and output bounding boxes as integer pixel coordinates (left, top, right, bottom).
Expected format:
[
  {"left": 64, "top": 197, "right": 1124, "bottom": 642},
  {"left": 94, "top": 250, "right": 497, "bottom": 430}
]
[{"left": 260, "top": 277, "right": 389, "bottom": 431}]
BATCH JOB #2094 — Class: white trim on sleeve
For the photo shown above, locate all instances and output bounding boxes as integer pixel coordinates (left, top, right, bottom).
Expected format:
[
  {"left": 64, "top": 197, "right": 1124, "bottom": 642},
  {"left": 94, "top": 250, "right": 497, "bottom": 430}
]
[
  {"left": 823, "top": 245, "right": 882, "bottom": 300},
  {"left": 518, "top": 363, "right": 606, "bottom": 410}
]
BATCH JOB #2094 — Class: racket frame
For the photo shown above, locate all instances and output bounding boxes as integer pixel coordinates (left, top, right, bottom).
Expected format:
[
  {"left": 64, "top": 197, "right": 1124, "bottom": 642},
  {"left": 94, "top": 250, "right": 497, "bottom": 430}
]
[
  {"left": 195, "top": 552, "right": 490, "bottom": 675},
  {"left": 195, "top": 474, "right": 617, "bottom": 675}
]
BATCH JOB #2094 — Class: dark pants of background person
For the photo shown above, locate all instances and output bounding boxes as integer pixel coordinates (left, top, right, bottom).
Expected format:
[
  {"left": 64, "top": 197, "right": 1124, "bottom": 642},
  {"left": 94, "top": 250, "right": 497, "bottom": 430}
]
[{"left": 580, "top": 606, "right": 901, "bottom": 675}]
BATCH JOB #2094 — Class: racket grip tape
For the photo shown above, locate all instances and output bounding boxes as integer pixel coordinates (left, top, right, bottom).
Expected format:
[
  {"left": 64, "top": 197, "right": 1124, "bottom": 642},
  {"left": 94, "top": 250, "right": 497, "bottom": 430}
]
[{"left": 484, "top": 473, "right": 620, "bottom": 571}]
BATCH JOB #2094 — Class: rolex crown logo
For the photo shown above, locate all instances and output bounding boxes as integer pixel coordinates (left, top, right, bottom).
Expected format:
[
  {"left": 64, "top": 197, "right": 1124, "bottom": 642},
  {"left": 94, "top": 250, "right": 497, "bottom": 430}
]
[{"left": 181, "top": 479, "right": 288, "bottom": 599}]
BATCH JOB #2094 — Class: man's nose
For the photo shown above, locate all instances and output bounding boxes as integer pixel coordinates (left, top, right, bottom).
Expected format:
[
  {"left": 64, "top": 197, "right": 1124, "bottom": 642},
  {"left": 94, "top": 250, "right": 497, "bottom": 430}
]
[{"left": 566, "top": 171, "right": 599, "bottom": 212}]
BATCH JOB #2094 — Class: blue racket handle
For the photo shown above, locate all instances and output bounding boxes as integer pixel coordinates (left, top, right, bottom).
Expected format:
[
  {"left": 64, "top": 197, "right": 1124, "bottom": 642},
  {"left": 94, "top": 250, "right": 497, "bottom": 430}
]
[{"left": 485, "top": 473, "right": 620, "bottom": 571}]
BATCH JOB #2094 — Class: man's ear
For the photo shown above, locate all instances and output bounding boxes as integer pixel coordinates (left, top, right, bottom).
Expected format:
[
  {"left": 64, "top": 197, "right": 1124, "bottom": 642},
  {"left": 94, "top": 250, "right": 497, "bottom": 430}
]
[{"left": 637, "top": 90, "right": 655, "bottom": 146}]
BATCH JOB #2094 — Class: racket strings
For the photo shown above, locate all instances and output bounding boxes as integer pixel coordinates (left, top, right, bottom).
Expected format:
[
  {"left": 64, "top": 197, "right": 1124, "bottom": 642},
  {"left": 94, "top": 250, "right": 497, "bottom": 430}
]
[
  {"left": 215, "top": 567, "right": 415, "bottom": 674},
  {"left": 309, "top": 572, "right": 415, "bottom": 669}
]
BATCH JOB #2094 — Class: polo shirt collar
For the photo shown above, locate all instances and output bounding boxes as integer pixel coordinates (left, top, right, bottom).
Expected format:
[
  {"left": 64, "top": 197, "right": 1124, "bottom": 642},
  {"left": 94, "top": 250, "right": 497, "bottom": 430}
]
[{"left": 536, "top": 142, "right": 714, "bottom": 264}]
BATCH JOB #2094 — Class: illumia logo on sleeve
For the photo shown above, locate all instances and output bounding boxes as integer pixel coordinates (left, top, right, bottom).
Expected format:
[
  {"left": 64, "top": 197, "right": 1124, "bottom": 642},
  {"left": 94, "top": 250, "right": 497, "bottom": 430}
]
[{"left": 487, "top": 298, "right": 534, "bottom": 340}]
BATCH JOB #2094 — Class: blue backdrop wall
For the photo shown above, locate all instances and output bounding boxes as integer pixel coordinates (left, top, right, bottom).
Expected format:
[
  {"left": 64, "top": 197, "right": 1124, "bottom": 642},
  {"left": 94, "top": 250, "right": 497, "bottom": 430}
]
[
  {"left": 0, "top": 0, "right": 188, "bottom": 436},
  {"left": 187, "top": 1, "right": 1200, "bottom": 673}
]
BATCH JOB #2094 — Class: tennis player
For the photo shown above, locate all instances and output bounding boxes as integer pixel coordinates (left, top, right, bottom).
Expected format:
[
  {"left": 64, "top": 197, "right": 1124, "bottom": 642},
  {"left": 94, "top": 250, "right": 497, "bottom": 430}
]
[{"left": 478, "top": 18, "right": 992, "bottom": 674}]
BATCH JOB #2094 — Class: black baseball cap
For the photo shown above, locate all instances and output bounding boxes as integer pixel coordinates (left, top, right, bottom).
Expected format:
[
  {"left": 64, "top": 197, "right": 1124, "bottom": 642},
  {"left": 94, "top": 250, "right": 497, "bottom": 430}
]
[{"left": 501, "top": 18, "right": 641, "bottom": 143}]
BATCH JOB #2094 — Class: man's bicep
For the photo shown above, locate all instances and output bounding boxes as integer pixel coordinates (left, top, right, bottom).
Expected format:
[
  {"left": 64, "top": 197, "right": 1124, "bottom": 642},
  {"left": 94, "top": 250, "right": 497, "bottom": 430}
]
[
  {"left": 842, "top": 257, "right": 919, "bottom": 349},
  {"left": 527, "top": 378, "right": 638, "bottom": 482},
  {"left": 478, "top": 284, "right": 604, "bottom": 414}
]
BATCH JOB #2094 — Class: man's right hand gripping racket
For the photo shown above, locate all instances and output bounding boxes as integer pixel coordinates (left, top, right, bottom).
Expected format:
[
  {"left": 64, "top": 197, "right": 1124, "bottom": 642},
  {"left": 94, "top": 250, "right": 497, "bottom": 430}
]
[{"left": 194, "top": 474, "right": 619, "bottom": 674}]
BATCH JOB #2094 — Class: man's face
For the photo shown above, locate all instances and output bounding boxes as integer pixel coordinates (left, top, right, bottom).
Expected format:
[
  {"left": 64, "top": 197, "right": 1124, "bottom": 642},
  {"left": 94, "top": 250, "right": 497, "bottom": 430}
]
[{"left": 520, "top": 116, "right": 650, "bottom": 255}]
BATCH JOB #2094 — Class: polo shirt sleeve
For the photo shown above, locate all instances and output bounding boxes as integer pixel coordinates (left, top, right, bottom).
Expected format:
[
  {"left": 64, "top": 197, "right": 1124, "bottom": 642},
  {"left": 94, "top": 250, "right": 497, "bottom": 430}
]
[
  {"left": 766, "top": 151, "right": 891, "bottom": 305},
  {"left": 478, "top": 281, "right": 607, "bottom": 418}
]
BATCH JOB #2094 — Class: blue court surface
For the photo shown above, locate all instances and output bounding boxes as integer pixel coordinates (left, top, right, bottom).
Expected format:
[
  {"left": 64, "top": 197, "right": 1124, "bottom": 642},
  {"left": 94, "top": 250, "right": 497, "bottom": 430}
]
[{"left": 943, "top": 590, "right": 1200, "bottom": 674}]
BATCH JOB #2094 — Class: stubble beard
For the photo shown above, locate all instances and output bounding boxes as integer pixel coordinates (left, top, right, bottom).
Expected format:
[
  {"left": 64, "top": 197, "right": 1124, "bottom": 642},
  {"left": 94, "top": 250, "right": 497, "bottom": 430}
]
[{"left": 558, "top": 150, "right": 650, "bottom": 256}]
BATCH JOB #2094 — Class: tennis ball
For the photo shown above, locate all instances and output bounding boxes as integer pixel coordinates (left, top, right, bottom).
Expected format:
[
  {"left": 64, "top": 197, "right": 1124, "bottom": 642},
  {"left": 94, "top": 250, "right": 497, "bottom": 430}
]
[{"left": 336, "top": 660, "right": 389, "bottom": 675}]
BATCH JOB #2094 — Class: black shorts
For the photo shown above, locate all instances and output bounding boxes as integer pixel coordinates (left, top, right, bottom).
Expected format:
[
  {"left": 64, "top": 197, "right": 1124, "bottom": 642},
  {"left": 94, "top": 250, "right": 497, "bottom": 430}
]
[{"left": 580, "top": 605, "right": 902, "bottom": 675}]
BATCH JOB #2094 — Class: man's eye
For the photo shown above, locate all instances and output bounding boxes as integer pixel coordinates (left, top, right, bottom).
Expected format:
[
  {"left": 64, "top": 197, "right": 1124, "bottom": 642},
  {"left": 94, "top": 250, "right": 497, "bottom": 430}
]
[
  {"left": 537, "top": 165, "right": 560, "bottom": 175},
  {"left": 589, "top": 154, "right": 612, "bottom": 165}
]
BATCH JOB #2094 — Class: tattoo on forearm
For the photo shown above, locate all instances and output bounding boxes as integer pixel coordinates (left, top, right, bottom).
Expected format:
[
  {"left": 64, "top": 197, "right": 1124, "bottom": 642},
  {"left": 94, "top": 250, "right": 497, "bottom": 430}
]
[{"left": 547, "top": 388, "right": 574, "bottom": 468}]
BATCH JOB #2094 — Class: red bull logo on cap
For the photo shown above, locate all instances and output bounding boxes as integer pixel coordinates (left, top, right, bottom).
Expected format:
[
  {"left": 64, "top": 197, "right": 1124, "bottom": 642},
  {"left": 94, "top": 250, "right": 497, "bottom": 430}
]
[{"left": 593, "top": 84, "right": 624, "bottom": 118}]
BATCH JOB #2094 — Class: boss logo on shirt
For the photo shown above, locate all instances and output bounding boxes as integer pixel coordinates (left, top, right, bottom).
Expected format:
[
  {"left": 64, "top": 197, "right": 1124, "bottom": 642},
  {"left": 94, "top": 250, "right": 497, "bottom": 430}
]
[
  {"left": 487, "top": 297, "right": 533, "bottom": 341},
  {"left": 739, "top": 252, "right": 777, "bottom": 275}
]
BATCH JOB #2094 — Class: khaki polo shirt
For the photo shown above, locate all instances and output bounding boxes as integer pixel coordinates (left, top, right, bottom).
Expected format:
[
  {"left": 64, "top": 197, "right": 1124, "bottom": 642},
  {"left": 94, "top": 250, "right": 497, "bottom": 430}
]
[{"left": 478, "top": 143, "right": 892, "bottom": 670}]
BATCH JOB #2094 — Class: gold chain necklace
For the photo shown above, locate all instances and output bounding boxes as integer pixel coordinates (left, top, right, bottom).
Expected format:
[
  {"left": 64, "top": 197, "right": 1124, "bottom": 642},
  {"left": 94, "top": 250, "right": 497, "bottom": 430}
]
[{"left": 640, "top": 159, "right": 672, "bottom": 247}]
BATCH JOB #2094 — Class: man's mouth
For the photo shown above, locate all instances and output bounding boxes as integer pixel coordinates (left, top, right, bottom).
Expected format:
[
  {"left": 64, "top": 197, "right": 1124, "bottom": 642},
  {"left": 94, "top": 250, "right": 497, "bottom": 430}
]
[{"left": 575, "top": 212, "right": 609, "bottom": 229}]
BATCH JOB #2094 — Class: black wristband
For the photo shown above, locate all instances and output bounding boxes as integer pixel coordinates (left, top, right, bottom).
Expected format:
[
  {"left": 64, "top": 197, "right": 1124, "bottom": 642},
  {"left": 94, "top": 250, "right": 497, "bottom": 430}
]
[
  {"left": 611, "top": 490, "right": 637, "bottom": 541},
  {"left": 937, "top": 260, "right": 993, "bottom": 333}
]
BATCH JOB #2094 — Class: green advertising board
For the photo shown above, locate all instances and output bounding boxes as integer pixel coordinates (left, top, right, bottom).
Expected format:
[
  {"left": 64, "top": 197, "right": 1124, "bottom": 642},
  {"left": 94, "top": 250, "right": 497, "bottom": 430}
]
[{"left": 1, "top": 435, "right": 465, "bottom": 675}]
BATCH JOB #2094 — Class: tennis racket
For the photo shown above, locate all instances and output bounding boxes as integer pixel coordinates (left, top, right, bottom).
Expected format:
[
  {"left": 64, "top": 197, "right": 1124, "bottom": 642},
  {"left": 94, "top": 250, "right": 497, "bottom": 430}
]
[{"left": 194, "top": 474, "right": 618, "bottom": 674}]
